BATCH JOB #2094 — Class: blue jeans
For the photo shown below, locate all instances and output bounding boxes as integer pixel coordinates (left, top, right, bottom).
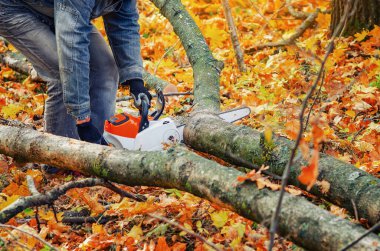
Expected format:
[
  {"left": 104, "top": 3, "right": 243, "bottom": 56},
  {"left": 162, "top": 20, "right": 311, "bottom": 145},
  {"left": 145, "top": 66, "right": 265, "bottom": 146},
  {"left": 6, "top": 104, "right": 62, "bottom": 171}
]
[
  {"left": 0, "top": 2, "right": 119, "bottom": 138},
  {"left": 54, "top": 0, "right": 143, "bottom": 120}
]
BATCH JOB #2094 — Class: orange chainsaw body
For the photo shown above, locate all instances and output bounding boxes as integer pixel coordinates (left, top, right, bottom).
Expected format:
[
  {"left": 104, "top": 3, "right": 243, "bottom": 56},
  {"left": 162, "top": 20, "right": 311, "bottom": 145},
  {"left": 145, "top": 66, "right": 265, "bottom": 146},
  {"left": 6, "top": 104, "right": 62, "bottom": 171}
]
[{"left": 104, "top": 112, "right": 146, "bottom": 139}]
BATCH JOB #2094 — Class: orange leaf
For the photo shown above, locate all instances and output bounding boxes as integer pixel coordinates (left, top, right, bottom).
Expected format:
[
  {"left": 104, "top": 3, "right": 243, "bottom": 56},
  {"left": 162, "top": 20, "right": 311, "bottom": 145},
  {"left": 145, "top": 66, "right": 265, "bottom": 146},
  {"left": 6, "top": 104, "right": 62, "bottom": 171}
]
[
  {"left": 171, "top": 242, "right": 187, "bottom": 251},
  {"left": 311, "top": 122, "right": 324, "bottom": 148},
  {"left": 155, "top": 237, "right": 170, "bottom": 251},
  {"left": 298, "top": 150, "right": 319, "bottom": 190}
]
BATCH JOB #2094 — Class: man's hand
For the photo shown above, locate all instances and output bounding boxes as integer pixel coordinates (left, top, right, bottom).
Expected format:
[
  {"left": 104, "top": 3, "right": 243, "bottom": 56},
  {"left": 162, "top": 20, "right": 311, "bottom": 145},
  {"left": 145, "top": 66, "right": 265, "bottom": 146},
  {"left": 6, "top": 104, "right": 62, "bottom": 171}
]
[
  {"left": 126, "top": 79, "right": 152, "bottom": 109},
  {"left": 76, "top": 120, "right": 103, "bottom": 144}
]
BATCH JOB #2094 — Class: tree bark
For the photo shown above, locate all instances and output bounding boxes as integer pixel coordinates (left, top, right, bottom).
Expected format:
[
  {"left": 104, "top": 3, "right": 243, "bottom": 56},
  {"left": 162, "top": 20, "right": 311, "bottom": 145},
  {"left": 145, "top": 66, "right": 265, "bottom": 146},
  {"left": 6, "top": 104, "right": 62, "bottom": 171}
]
[
  {"left": 184, "top": 113, "right": 380, "bottom": 225},
  {"left": 0, "top": 125, "right": 379, "bottom": 251},
  {"left": 330, "top": 0, "right": 380, "bottom": 36},
  {"left": 151, "top": 0, "right": 224, "bottom": 111}
]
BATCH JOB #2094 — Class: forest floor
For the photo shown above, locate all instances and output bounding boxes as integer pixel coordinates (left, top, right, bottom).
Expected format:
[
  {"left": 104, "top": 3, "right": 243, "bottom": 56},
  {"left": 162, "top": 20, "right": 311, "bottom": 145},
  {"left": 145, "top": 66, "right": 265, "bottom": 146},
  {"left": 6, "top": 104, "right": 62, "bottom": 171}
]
[{"left": 0, "top": 0, "right": 379, "bottom": 250}]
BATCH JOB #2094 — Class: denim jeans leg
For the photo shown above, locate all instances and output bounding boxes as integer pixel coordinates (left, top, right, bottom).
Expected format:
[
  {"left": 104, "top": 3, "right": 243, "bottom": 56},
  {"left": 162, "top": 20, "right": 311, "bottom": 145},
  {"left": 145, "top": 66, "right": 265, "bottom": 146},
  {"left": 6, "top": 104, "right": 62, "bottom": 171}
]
[
  {"left": 88, "top": 26, "right": 118, "bottom": 133},
  {"left": 0, "top": 4, "right": 78, "bottom": 138},
  {"left": 0, "top": 4, "right": 118, "bottom": 137}
]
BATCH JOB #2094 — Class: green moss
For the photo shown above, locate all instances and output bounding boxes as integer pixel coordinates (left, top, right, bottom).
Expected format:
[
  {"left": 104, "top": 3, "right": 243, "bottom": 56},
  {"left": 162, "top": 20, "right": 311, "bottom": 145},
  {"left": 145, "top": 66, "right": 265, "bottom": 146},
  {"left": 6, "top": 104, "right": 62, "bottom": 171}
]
[
  {"left": 92, "top": 159, "right": 109, "bottom": 178},
  {"left": 185, "top": 182, "right": 192, "bottom": 193}
]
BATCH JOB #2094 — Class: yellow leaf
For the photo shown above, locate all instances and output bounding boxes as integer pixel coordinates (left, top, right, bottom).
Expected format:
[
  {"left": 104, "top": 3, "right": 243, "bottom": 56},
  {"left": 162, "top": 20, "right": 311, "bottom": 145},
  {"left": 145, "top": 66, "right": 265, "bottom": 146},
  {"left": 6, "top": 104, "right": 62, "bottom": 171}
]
[
  {"left": 39, "top": 210, "right": 63, "bottom": 221},
  {"left": 0, "top": 195, "right": 20, "bottom": 210},
  {"left": 1, "top": 104, "right": 23, "bottom": 119},
  {"left": 264, "top": 127, "right": 273, "bottom": 144},
  {"left": 127, "top": 225, "right": 143, "bottom": 240},
  {"left": 354, "top": 141, "right": 375, "bottom": 152},
  {"left": 33, "top": 94, "right": 48, "bottom": 104},
  {"left": 210, "top": 211, "right": 228, "bottom": 228},
  {"left": 345, "top": 110, "right": 355, "bottom": 118},
  {"left": 92, "top": 223, "right": 104, "bottom": 234},
  {"left": 354, "top": 29, "right": 369, "bottom": 42},
  {"left": 33, "top": 105, "right": 44, "bottom": 116},
  {"left": 204, "top": 24, "right": 228, "bottom": 49}
]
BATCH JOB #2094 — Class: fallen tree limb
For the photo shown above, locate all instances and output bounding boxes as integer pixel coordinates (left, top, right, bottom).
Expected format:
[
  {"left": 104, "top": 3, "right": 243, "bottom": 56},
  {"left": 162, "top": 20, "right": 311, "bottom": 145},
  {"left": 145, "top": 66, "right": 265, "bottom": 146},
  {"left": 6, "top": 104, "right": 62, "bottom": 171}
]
[
  {"left": 0, "top": 46, "right": 169, "bottom": 92},
  {"left": 184, "top": 113, "right": 380, "bottom": 226},
  {"left": 0, "top": 51, "right": 42, "bottom": 82},
  {"left": 245, "top": 9, "right": 318, "bottom": 54},
  {"left": 151, "top": 0, "right": 224, "bottom": 111},
  {"left": 0, "top": 125, "right": 379, "bottom": 250}
]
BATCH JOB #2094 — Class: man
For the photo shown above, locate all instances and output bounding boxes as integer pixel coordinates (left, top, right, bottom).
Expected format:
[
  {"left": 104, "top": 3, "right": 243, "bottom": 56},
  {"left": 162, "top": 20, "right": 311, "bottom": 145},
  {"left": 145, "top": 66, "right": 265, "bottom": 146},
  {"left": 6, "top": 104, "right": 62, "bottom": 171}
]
[{"left": 0, "top": 0, "right": 151, "bottom": 144}]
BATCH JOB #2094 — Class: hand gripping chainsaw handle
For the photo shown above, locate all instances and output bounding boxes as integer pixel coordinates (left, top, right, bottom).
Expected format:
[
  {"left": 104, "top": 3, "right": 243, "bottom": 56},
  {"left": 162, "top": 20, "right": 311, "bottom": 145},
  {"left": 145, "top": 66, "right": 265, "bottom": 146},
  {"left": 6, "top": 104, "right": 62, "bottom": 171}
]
[{"left": 134, "top": 91, "right": 166, "bottom": 132}]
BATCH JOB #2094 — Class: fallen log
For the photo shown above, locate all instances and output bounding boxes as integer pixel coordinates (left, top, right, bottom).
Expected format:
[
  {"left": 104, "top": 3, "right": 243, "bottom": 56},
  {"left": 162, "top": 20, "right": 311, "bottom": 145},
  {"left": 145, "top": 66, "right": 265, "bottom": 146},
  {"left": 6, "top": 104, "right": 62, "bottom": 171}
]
[
  {"left": 0, "top": 124, "right": 379, "bottom": 250},
  {"left": 0, "top": 45, "right": 169, "bottom": 91},
  {"left": 184, "top": 113, "right": 380, "bottom": 225}
]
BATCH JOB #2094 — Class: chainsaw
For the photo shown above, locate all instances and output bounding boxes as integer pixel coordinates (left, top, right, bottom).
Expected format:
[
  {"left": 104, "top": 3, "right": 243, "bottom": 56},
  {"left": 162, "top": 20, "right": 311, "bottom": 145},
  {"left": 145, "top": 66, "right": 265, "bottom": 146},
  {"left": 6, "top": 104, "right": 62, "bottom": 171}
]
[{"left": 103, "top": 91, "right": 250, "bottom": 151}]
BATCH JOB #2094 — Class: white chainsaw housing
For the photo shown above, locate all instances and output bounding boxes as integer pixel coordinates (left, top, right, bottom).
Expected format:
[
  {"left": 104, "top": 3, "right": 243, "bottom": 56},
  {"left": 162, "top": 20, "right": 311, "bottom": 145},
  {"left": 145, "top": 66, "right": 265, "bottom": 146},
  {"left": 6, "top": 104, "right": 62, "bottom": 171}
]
[{"left": 103, "top": 117, "right": 181, "bottom": 151}]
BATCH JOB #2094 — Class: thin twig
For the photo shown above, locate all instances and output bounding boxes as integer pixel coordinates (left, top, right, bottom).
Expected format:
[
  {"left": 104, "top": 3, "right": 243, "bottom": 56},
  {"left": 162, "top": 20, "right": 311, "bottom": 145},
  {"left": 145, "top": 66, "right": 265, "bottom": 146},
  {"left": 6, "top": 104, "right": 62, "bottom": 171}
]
[
  {"left": 340, "top": 221, "right": 380, "bottom": 251},
  {"left": 116, "top": 91, "right": 193, "bottom": 102},
  {"left": 268, "top": 1, "right": 357, "bottom": 250},
  {"left": 350, "top": 199, "right": 359, "bottom": 222},
  {"left": 0, "top": 224, "right": 58, "bottom": 250},
  {"left": 147, "top": 213, "right": 222, "bottom": 251},
  {"left": 304, "top": 70, "right": 325, "bottom": 131},
  {"left": 221, "top": 0, "right": 246, "bottom": 72},
  {"left": 225, "top": 151, "right": 282, "bottom": 180},
  {"left": 153, "top": 39, "right": 181, "bottom": 76}
]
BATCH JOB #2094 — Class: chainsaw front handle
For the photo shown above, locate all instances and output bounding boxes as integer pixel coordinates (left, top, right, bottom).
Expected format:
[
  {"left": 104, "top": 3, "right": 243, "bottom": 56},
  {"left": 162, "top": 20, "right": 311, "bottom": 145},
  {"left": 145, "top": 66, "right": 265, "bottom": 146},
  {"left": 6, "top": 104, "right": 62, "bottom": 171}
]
[
  {"left": 151, "top": 91, "right": 165, "bottom": 120},
  {"left": 133, "top": 93, "right": 150, "bottom": 132}
]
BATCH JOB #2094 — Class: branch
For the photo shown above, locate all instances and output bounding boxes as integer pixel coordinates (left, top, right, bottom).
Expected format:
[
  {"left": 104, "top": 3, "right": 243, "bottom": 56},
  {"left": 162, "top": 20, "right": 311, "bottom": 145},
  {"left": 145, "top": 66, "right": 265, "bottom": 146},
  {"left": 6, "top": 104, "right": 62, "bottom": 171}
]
[
  {"left": 245, "top": 9, "right": 319, "bottom": 54},
  {"left": 340, "top": 221, "right": 380, "bottom": 251},
  {"left": 151, "top": 0, "right": 224, "bottom": 111},
  {"left": 0, "top": 41, "right": 170, "bottom": 92},
  {"left": 0, "top": 224, "right": 58, "bottom": 251},
  {"left": 268, "top": 1, "right": 358, "bottom": 250},
  {"left": 286, "top": 0, "right": 309, "bottom": 19},
  {"left": 221, "top": 0, "right": 247, "bottom": 73},
  {"left": 0, "top": 178, "right": 144, "bottom": 223}
]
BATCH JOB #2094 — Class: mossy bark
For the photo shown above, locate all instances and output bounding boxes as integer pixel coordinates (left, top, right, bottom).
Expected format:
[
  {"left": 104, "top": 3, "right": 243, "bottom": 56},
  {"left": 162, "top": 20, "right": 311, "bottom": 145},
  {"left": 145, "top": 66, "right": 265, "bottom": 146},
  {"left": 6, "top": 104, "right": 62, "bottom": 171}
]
[
  {"left": 0, "top": 125, "right": 379, "bottom": 250},
  {"left": 184, "top": 113, "right": 380, "bottom": 225},
  {"left": 330, "top": 0, "right": 380, "bottom": 36},
  {"left": 151, "top": 0, "right": 224, "bottom": 111}
]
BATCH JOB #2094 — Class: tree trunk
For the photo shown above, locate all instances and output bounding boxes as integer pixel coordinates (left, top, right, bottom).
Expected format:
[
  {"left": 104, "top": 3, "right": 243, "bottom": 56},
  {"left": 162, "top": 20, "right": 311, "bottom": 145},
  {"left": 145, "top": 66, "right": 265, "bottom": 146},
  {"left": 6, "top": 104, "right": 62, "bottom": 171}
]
[
  {"left": 330, "top": 0, "right": 380, "bottom": 36},
  {"left": 184, "top": 113, "right": 380, "bottom": 225},
  {"left": 0, "top": 125, "right": 379, "bottom": 251}
]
